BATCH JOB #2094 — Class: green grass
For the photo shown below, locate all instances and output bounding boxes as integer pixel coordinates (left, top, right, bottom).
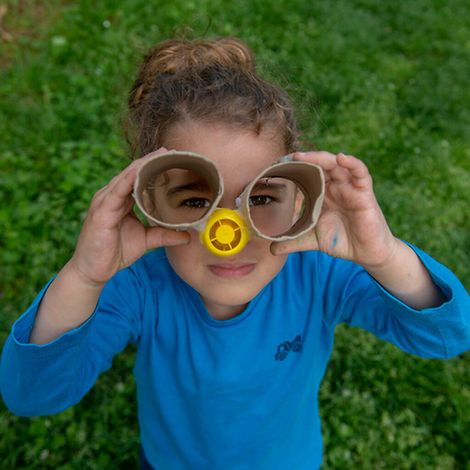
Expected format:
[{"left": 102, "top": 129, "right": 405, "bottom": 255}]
[{"left": 1, "top": 0, "right": 469, "bottom": 468}]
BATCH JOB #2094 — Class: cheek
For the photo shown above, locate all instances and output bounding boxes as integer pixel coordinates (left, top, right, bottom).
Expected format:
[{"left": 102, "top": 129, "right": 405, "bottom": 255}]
[
  {"left": 165, "top": 230, "right": 201, "bottom": 267},
  {"left": 251, "top": 238, "right": 288, "bottom": 283},
  {"left": 248, "top": 237, "right": 287, "bottom": 266}
]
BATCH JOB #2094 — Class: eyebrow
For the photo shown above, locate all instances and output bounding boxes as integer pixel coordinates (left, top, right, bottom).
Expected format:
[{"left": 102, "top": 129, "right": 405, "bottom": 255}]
[
  {"left": 251, "top": 180, "right": 287, "bottom": 192},
  {"left": 166, "top": 181, "right": 211, "bottom": 197}
]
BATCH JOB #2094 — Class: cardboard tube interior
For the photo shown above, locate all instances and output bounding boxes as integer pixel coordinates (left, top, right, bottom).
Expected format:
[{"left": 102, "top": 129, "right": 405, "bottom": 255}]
[
  {"left": 133, "top": 150, "right": 224, "bottom": 229},
  {"left": 240, "top": 161, "right": 325, "bottom": 241}
]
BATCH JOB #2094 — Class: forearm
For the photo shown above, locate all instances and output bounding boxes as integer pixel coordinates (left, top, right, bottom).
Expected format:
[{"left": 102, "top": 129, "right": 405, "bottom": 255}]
[
  {"left": 29, "top": 260, "right": 104, "bottom": 345},
  {"left": 362, "top": 239, "right": 447, "bottom": 310}
]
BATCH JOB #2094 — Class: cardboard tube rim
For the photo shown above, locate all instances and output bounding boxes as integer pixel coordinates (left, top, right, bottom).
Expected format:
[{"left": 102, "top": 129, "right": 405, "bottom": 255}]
[
  {"left": 238, "top": 160, "right": 325, "bottom": 241},
  {"left": 133, "top": 150, "right": 224, "bottom": 229}
]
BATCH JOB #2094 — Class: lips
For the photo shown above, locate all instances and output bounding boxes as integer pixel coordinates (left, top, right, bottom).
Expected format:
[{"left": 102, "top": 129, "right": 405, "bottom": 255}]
[{"left": 208, "top": 263, "right": 255, "bottom": 279}]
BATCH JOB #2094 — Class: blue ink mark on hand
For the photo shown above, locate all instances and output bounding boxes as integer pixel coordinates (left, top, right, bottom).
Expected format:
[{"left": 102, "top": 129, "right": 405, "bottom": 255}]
[{"left": 331, "top": 232, "right": 339, "bottom": 249}]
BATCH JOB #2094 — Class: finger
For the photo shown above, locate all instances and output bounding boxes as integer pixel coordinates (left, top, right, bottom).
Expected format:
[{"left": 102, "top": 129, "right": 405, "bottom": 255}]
[
  {"left": 136, "top": 146, "right": 169, "bottom": 162},
  {"left": 108, "top": 146, "right": 169, "bottom": 191},
  {"left": 270, "top": 231, "right": 320, "bottom": 256},
  {"left": 336, "top": 153, "right": 372, "bottom": 189},
  {"left": 90, "top": 185, "right": 108, "bottom": 206},
  {"left": 100, "top": 166, "right": 141, "bottom": 213},
  {"left": 293, "top": 151, "right": 337, "bottom": 171},
  {"left": 294, "top": 151, "right": 350, "bottom": 183},
  {"left": 109, "top": 146, "right": 169, "bottom": 193},
  {"left": 123, "top": 194, "right": 136, "bottom": 214},
  {"left": 145, "top": 227, "right": 191, "bottom": 250},
  {"left": 101, "top": 147, "right": 169, "bottom": 213}
]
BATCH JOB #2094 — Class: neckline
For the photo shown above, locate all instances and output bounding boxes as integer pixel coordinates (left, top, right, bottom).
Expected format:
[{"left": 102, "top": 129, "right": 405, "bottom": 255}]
[{"left": 184, "top": 279, "right": 268, "bottom": 328}]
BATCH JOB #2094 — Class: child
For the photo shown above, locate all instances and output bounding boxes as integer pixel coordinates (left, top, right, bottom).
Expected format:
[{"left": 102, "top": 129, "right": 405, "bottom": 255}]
[{"left": 1, "top": 37, "right": 469, "bottom": 469}]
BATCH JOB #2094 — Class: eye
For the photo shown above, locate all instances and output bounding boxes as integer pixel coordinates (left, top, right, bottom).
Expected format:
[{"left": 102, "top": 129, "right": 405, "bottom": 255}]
[
  {"left": 249, "top": 195, "right": 274, "bottom": 206},
  {"left": 181, "top": 198, "right": 210, "bottom": 209}
]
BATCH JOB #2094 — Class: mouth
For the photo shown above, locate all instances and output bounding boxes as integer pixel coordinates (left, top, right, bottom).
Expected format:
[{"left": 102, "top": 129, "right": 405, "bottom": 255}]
[{"left": 207, "top": 263, "right": 256, "bottom": 279}]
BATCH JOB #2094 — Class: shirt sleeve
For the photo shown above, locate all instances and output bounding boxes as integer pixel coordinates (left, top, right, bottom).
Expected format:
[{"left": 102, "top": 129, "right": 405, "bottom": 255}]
[
  {"left": 0, "top": 266, "right": 143, "bottom": 417},
  {"left": 326, "top": 244, "right": 470, "bottom": 359}
]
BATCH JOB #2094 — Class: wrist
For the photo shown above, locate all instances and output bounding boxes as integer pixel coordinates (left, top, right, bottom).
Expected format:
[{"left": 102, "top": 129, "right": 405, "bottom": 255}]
[
  {"left": 30, "top": 258, "right": 105, "bottom": 345},
  {"left": 360, "top": 240, "right": 446, "bottom": 309},
  {"left": 359, "top": 236, "right": 402, "bottom": 274},
  {"left": 66, "top": 257, "right": 107, "bottom": 291}
]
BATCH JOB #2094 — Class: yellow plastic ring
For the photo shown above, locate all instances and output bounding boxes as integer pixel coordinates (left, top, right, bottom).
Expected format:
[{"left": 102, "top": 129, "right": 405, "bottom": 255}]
[{"left": 201, "top": 208, "right": 249, "bottom": 257}]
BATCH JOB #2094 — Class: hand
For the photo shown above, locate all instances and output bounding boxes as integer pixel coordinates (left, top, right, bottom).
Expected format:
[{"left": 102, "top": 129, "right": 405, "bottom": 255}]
[
  {"left": 69, "top": 147, "right": 190, "bottom": 286},
  {"left": 271, "top": 151, "right": 400, "bottom": 269}
]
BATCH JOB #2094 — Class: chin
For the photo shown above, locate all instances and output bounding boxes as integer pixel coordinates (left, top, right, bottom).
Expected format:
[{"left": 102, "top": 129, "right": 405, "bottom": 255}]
[
  {"left": 165, "top": 242, "right": 288, "bottom": 317},
  {"left": 200, "top": 283, "right": 260, "bottom": 308},
  {"left": 196, "top": 283, "right": 262, "bottom": 319}
]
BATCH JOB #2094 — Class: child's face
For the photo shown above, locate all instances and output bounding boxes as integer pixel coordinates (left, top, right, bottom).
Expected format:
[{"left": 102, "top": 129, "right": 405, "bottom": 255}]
[{"left": 162, "top": 121, "right": 289, "bottom": 320}]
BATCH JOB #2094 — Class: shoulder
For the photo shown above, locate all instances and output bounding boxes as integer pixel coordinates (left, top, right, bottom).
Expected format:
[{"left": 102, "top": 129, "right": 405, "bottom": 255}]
[
  {"left": 130, "top": 248, "right": 175, "bottom": 282},
  {"left": 282, "top": 250, "right": 362, "bottom": 284},
  {"left": 131, "top": 248, "right": 172, "bottom": 274},
  {"left": 275, "top": 251, "right": 370, "bottom": 308},
  {"left": 98, "top": 249, "right": 180, "bottom": 326}
]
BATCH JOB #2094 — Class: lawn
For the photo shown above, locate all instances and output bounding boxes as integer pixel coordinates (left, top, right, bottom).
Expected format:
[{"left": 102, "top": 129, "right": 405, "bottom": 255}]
[{"left": 0, "top": 0, "right": 469, "bottom": 468}]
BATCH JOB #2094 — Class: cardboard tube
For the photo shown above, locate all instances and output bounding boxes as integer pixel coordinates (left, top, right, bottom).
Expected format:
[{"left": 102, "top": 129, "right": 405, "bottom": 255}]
[
  {"left": 133, "top": 150, "right": 224, "bottom": 229},
  {"left": 133, "top": 151, "right": 325, "bottom": 242},
  {"left": 238, "top": 159, "right": 325, "bottom": 241}
]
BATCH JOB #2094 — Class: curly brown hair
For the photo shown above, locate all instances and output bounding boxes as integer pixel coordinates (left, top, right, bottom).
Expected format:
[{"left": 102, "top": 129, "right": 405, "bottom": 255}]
[{"left": 125, "top": 37, "right": 300, "bottom": 158}]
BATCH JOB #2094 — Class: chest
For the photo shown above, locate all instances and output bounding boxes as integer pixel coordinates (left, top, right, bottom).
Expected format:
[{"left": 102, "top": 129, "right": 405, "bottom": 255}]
[{"left": 143, "top": 299, "right": 333, "bottom": 400}]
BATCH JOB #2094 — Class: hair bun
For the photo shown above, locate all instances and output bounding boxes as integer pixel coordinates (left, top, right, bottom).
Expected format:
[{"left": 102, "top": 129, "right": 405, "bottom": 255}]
[
  {"left": 130, "top": 38, "right": 257, "bottom": 109},
  {"left": 145, "top": 38, "right": 256, "bottom": 75},
  {"left": 127, "top": 36, "right": 299, "bottom": 159}
]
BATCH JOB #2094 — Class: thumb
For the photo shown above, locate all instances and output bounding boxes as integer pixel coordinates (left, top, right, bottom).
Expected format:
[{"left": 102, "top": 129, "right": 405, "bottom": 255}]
[
  {"left": 145, "top": 227, "right": 191, "bottom": 250},
  {"left": 270, "top": 231, "right": 320, "bottom": 256}
]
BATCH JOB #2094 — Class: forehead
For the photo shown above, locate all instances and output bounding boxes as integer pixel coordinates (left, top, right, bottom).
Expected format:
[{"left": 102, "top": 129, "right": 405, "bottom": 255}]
[{"left": 162, "top": 121, "right": 286, "bottom": 190}]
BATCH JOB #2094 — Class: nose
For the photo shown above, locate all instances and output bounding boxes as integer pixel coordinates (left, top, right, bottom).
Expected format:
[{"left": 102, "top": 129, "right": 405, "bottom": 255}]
[{"left": 217, "top": 194, "right": 243, "bottom": 211}]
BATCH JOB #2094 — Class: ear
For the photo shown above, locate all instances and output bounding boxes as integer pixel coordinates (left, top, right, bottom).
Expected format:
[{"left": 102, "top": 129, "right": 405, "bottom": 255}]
[
  {"left": 142, "top": 189, "right": 157, "bottom": 217},
  {"left": 294, "top": 188, "right": 305, "bottom": 219}
]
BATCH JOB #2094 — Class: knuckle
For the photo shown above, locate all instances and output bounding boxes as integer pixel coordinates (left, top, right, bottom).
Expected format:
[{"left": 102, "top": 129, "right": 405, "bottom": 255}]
[
  {"left": 86, "top": 205, "right": 101, "bottom": 223},
  {"left": 90, "top": 188, "right": 105, "bottom": 205}
]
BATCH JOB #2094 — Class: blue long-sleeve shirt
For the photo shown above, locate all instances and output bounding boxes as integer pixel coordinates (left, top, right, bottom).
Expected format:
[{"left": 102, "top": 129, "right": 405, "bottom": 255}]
[{"left": 1, "top": 245, "right": 469, "bottom": 469}]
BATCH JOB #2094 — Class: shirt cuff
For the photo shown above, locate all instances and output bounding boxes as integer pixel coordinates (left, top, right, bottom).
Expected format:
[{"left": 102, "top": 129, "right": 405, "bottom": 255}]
[
  {"left": 373, "top": 242, "right": 453, "bottom": 314},
  {"left": 372, "top": 243, "right": 470, "bottom": 358}
]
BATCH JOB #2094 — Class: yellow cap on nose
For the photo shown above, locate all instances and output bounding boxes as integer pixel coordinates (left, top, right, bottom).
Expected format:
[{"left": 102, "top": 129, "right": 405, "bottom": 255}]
[{"left": 201, "top": 208, "right": 249, "bottom": 256}]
